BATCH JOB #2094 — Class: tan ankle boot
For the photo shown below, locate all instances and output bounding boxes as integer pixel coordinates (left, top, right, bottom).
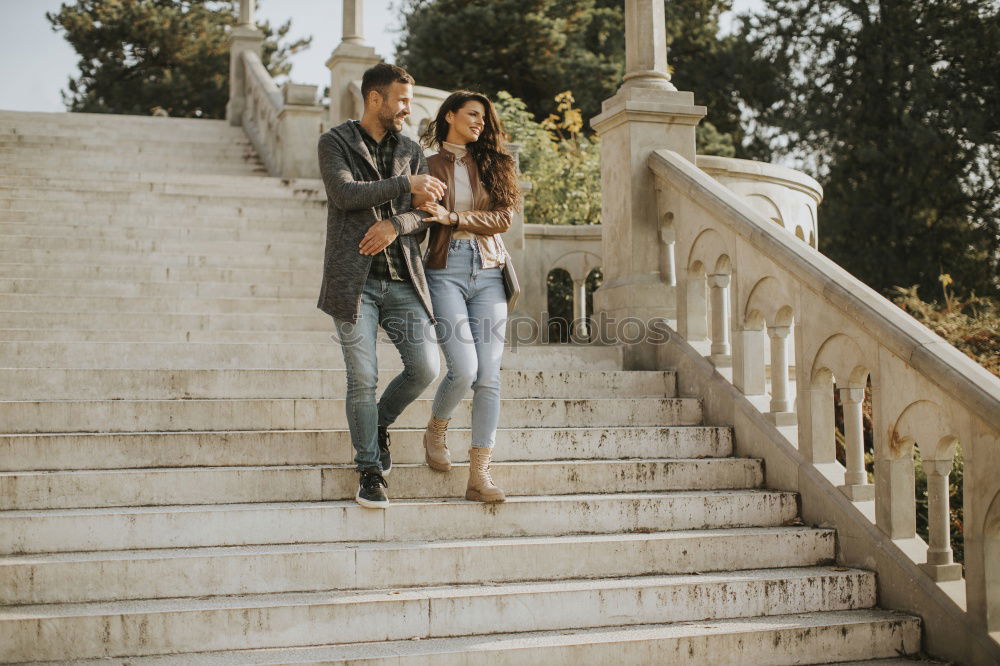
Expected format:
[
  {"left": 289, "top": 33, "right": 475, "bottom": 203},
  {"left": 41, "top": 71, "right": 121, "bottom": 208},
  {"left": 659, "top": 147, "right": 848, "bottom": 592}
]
[
  {"left": 466, "top": 447, "right": 505, "bottom": 503},
  {"left": 423, "top": 416, "right": 452, "bottom": 472}
]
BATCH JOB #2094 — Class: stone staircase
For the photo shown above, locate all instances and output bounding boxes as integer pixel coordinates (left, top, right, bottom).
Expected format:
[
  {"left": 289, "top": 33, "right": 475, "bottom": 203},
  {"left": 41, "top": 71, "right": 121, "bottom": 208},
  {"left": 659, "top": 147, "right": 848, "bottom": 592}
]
[{"left": 0, "top": 111, "right": 931, "bottom": 663}]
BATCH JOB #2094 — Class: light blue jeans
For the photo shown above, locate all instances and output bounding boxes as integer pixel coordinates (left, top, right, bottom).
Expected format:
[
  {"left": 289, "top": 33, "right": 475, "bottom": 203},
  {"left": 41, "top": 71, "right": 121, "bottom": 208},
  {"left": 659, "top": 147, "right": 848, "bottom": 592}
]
[
  {"left": 426, "top": 240, "right": 508, "bottom": 448},
  {"left": 334, "top": 277, "right": 440, "bottom": 472}
]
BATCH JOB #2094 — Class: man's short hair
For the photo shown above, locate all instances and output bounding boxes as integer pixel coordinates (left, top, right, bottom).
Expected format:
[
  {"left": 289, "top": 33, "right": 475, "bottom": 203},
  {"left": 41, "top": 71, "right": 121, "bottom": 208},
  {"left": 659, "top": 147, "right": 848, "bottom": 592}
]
[{"left": 361, "top": 63, "right": 414, "bottom": 105}]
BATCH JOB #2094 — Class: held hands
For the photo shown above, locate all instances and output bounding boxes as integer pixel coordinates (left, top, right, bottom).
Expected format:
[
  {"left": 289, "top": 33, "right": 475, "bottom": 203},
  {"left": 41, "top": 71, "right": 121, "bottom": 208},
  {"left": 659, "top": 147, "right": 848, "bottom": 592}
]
[
  {"left": 410, "top": 174, "right": 446, "bottom": 202},
  {"left": 359, "top": 219, "right": 399, "bottom": 255},
  {"left": 418, "top": 202, "right": 452, "bottom": 224}
]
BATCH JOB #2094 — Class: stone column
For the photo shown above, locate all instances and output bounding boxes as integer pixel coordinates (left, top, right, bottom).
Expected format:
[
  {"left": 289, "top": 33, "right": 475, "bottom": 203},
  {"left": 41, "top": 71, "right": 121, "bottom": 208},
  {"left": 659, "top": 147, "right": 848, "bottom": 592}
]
[
  {"left": 591, "top": 0, "right": 706, "bottom": 369},
  {"left": 327, "top": 0, "right": 381, "bottom": 128},
  {"left": 919, "top": 458, "right": 964, "bottom": 582},
  {"left": 838, "top": 387, "right": 874, "bottom": 500},
  {"left": 573, "top": 278, "right": 590, "bottom": 340},
  {"left": 767, "top": 325, "right": 795, "bottom": 425},
  {"left": 226, "top": 0, "right": 265, "bottom": 126},
  {"left": 707, "top": 273, "right": 731, "bottom": 364}
]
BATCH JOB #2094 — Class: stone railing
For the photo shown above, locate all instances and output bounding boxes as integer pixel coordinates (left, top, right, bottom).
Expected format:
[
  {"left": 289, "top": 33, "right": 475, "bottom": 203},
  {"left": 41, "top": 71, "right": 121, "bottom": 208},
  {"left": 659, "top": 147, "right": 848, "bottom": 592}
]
[
  {"left": 517, "top": 224, "right": 602, "bottom": 333},
  {"left": 649, "top": 147, "right": 1000, "bottom": 664},
  {"left": 240, "top": 51, "right": 323, "bottom": 179}
]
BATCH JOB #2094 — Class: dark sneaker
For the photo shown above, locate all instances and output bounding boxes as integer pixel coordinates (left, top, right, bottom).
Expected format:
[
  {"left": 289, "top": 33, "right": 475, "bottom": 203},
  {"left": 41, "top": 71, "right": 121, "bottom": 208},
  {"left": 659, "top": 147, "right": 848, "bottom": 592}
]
[
  {"left": 356, "top": 470, "right": 389, "bottom": 509},
  {"left": 377, "top": 426, "right": 392, "bottom": 475}
]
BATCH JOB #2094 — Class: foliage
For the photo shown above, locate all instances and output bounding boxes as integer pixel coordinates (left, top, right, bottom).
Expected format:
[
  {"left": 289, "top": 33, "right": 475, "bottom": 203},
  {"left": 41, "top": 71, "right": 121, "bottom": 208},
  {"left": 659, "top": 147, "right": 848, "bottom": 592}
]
[
  {"left": 396, "top": 0, "right": 746, "bottom": 153},
  {"left": 739, "top": 0, "right": 1000, "bottom": 298},
  {"left": 495, "top": 90, "right": 602, "bottom": 226},
  {"left": 892, "top": 280, "right": 1000, "bottom": 376},
  {"left": 47, "top": 0, "right": 311, "bottom": 118}
]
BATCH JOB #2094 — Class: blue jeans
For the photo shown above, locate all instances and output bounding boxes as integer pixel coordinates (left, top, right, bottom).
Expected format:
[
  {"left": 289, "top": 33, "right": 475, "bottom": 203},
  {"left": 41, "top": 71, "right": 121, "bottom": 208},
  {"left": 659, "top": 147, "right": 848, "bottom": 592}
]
[
  {"left": 334, "top": 278, "right": 439, "bottom": 472},
  {"left": 427, "top": 240, "right": 508, "bottom": 448}
]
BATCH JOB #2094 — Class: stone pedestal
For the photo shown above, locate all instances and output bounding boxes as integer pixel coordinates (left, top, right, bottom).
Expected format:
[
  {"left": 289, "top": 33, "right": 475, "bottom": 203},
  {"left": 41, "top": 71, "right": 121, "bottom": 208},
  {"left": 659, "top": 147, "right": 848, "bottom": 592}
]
[
  {"left": 326, "top": 42, "right": 381, "bottom": 128},
  {"left": 590, "top": 87, "right": 704, "bottom": 369}
]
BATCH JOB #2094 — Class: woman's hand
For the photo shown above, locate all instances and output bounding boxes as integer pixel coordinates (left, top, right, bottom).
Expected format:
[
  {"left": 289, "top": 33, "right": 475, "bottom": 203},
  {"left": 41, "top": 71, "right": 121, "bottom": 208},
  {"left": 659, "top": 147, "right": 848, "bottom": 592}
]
[{"left": 419, "top": 201, "right": 452, "bottom": 223}]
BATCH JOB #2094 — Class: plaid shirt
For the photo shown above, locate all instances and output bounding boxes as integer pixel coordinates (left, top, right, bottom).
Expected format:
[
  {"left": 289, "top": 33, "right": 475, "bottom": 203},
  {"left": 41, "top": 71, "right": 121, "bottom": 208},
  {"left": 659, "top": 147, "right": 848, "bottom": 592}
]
[{"left": 356, "top": 122, "right": 409, "bottom": 281}]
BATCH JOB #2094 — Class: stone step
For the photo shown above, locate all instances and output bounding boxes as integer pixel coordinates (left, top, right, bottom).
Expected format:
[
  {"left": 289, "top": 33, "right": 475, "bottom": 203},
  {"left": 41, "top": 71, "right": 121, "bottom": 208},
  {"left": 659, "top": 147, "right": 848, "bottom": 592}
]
[
  {"left": 0, "top": 137, "right": 258, "bottom": 154},
  {"left": 0, "top": 341, "right": 625, "bottom": 371},
  {"left": 0, "top": 131, "right": 251, "bottom": 146},
  {"left": 0, "top": 263, "right": 317, "bottom": 288},
  {"left": 0, "top": 458, "right": 761, "bottom": 510},
  {"left": 0, "top": 220, "right": 323, "bottom": 244},
  {"left": 0, "top": 490, "right": 800, "bottom": 553},
  {"left": 0, "top": 166, "right": 311, "bottom": 191},
  {"left": 0, "top": 526, "right": 834, "bottom": 604},
  {"left": 32, "top": 611, "right": 918, "bottom": 666},
  {"left": 0, "top": 199, "right": 325, "bottom": 219},
  {"left": 0, "top": 187, "right": 326, "bottom": 208},
  {"left": 0, "top": 293, "right": 321, "bottom": 315},
  {"left": 0, "top": 147, "right": 264, "bottom": 167},
  {"left": 0, "top": 310, "right": 330, "bottom": 332},
  {"left": 0, "top": 328, "right": 335, "bottom": 343},
  {"left": 0, "top": 209, "right": 326, "bottom": 232},
  {"left": 0, "top": 155, "right": 268, "bottom": 177},
  {"left": 1, "top": 368, "right": 675, "bottom": 400},
  {"left": 0, "top": 248, "right": 320, "bottom": 270},
  {"left": 0, "top": 397, "right": 699, "bottom": 434},
  {"left": 0, "top": 426, "right": 730, "bottom": 472},
  {"left": 0, "top": 276, "right": 318, "bottom": 300},
  {"left": 1, "top": 157, "right": 267, "bottom": 175},
  {"left": 0, "top": 110, "right": 247, "bottom": 131},
  {"left": 0, "top": 567, "right": 876, "bottom": 662},
  {"left": 0, "top": 173, "right": 322, "bottom": 195},
  {"left": 0, "top": 234, "right": 326, "bottom": 259}
]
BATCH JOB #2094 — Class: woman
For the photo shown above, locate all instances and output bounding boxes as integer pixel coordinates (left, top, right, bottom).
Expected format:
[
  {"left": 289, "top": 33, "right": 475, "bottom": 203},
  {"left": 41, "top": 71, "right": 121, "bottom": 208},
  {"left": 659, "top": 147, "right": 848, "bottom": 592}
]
[{"left": 417, "top": 91, "right": 519, "bottom": 503}]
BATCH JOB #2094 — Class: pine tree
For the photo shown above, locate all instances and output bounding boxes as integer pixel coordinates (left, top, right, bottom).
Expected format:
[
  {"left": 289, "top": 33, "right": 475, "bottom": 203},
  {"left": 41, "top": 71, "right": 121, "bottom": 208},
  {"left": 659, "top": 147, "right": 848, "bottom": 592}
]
[
  {"left": 47, "top": 0, "right": 311, "bottom": 118},
  {"left": 740, "top": 0, "right": 1000, "bottom": 297}
]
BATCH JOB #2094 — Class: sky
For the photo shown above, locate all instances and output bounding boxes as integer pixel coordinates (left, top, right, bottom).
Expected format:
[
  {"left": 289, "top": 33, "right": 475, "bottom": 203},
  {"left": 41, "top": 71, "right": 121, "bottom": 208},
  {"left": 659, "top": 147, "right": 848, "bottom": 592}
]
[{"left": 0, "top": 0, "right": 764, "bottom": 113}]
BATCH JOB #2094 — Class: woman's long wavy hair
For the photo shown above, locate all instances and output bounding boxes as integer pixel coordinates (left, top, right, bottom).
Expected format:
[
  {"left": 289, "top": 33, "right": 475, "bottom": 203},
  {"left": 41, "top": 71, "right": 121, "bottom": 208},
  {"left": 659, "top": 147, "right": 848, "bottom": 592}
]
[{"left": 421, "top": 91, "right": 520, "bottom": 210}]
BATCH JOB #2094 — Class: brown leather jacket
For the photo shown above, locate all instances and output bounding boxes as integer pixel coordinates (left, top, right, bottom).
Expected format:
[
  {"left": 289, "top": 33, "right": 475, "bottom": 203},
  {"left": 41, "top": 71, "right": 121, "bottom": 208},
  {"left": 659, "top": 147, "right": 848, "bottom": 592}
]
[{"left": 424, "top": 150, "right": 513, "bottom": 269}]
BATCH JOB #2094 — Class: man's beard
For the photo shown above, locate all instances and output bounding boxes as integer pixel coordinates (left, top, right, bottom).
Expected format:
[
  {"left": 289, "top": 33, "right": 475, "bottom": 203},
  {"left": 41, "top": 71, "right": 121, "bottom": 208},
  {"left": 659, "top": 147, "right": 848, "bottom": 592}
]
[{"left": 378, "top": 107, "right": 405, "bottom": 132}]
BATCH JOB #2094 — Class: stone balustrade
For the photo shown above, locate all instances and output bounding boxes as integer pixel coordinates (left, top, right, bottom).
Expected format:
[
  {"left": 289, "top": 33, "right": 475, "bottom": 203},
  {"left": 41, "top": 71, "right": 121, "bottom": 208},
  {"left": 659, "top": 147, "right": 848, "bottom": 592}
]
[
  {"left": 240, "top": 51, "right": 323, "bottom": 179},
  {"left": 649, "top": 147, "right": 1000, "bottom": 658}
]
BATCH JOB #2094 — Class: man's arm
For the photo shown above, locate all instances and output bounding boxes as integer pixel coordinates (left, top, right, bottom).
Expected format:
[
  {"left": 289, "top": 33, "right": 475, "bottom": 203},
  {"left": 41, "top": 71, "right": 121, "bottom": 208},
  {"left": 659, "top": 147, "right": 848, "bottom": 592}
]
[
  {"left": 318, "top": 133, "right": 409, "bottom": 211},
  {"left": 389, "top": 151, "right": 434, "bottom": 236}
]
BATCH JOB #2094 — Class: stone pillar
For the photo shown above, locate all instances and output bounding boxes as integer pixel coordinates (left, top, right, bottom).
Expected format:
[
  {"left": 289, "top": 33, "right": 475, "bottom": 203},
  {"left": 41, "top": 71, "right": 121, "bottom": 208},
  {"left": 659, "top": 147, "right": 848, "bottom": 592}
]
[
  {"left": 226, "top": 0, "right": 265, "bottom": 126},
  {"left": 342, "top": 0, "right": 364, "bottom": 44},
  {"left": 838, "top": 387, "right": 874, "bottom": 500},
  {"left": 767, "top": 325, "right": 795, "bottom": 425},
  {"left": 920, "top": 458, "right": 964, "bottom": 582},
  {"left": 707, "top": 273, "right": 731, "bottom": 364},
  {"left": 590, "top": 0, "right": 706, "bottom": 370},
  {"left": 326, "top": 0, "right": 381, "bottom": 128},
  {"left": 573, "top": 279, "right": 590, "bottom": 340}
]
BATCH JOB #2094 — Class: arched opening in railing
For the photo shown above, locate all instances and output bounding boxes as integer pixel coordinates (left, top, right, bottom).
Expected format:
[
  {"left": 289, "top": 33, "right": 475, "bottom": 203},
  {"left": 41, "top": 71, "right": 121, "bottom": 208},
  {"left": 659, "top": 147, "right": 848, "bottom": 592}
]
[
  {"left": 546, "top": 268, "right": 573, "bottom": 343},
  {"left": 890, "top": 401, "right": 965, "bottom": 582},
  {"left": 985, "top": 492, "right": 1000, "bottom": 633}
]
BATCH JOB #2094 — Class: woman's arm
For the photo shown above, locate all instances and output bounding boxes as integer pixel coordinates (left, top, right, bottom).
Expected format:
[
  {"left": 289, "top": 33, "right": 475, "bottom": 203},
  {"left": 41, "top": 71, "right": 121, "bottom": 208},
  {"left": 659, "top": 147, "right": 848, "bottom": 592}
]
[{"left": 452, "top": 207, "right": 513, "bottom": 235}]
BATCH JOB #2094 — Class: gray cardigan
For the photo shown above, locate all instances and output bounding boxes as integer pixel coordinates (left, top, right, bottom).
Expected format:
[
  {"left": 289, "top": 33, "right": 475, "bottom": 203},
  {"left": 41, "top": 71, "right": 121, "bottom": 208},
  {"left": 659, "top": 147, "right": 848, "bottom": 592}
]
[{"left": 317, "top": 121, "right": 433, "bottom": 323}]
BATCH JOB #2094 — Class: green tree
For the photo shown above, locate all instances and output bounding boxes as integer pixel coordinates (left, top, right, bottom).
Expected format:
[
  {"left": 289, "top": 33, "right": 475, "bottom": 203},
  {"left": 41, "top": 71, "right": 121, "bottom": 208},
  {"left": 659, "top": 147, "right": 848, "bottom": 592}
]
[
  {"left": 47, "top": 0, "right": 311, "bottom": 118},
  {"left": 396, "top": 0, "right": 745, "bottom": 153},
  {"left": 740, "top": 0, "right": 1000, "bottom": 298}
]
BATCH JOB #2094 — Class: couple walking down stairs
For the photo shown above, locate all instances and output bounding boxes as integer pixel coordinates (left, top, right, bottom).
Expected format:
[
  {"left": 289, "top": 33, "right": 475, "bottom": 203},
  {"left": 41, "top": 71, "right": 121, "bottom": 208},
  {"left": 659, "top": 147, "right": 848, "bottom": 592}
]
[{"left": 0, "top": 111, "right": 940, "bottom": 664}]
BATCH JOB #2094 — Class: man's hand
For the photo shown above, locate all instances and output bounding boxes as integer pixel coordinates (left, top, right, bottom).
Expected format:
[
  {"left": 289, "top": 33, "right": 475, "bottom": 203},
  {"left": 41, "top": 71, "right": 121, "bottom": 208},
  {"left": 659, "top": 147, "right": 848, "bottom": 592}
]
[
  {"left": 410, "top": 174, "right": 446, "bottom": 202},
  {"left": 359, "top": 219, "right": 399, "bottom": 255}
]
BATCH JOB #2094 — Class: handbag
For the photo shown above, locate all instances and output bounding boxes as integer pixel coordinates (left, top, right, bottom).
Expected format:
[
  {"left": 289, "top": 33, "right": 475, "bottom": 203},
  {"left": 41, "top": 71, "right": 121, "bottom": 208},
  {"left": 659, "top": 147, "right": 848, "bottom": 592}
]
[
  {"left": 502, "top": 258, "right": 521, "bottom": 311},
  {"left": 496, "top": 235, "right": 520, "bottom": 311}
]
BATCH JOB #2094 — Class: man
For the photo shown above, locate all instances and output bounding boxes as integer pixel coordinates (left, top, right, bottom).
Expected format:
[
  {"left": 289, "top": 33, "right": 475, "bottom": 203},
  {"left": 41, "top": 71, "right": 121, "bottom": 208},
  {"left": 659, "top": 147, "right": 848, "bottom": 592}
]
[{"left": 317, "top": 63, "right": 447, "bottom": 509}]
